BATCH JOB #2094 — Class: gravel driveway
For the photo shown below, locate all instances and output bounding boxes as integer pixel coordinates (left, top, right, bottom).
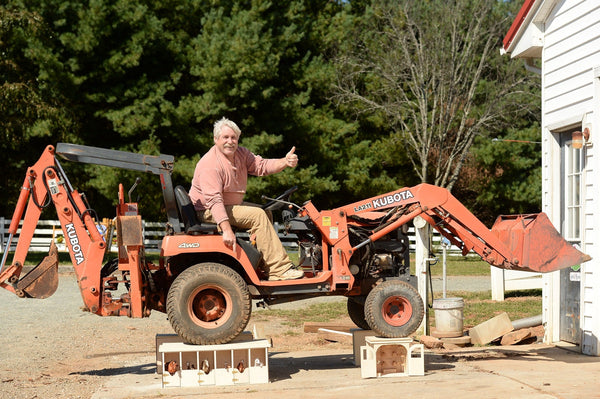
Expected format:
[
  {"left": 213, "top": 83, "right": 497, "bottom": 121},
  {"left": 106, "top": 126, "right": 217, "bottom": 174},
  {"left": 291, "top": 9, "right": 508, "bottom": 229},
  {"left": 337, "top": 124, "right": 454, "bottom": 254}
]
[
  {"left": 0, "top": 266, "right": 491, "bottom": 399},
  {"left": 0, "top": 271, "right": 172, "bottom": 399}
]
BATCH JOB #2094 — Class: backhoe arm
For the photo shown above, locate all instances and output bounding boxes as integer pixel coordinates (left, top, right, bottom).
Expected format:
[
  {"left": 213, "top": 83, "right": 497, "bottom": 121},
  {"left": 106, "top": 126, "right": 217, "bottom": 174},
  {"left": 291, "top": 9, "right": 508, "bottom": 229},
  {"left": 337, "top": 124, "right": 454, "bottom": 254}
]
[{"left": 0, "top": 145, "right": 106, "bottom": 308}]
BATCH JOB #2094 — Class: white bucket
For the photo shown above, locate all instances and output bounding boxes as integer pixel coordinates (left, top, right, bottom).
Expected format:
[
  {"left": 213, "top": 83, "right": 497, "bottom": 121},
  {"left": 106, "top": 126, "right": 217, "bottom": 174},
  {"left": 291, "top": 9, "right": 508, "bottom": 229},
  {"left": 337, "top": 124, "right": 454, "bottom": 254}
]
[{"left": 432, "top": 297, "right": 464, "bottom": 337}]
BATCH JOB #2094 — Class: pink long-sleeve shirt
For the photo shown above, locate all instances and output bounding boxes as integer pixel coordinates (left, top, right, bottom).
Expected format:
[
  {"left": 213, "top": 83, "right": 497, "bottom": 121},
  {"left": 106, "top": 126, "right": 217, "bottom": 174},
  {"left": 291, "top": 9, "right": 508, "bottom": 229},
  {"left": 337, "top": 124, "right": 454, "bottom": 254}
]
[{"left": 189, "top": 146, "right": 282, "bottom": 224}]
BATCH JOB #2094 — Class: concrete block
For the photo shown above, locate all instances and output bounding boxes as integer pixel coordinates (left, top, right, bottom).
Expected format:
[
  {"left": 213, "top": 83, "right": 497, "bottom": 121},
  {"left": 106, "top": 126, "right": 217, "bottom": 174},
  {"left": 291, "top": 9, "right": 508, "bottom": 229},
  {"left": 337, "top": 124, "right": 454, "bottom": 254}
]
[
  {"left": 155, "top": 332, "right": 253, "bottom": 374},
  {"left": 469, "top": 312, "right": 514, "bottom": 345},
  {"left": 352, "top": 329, "right": 374, "bottom": 366},
  {"left": 500, "top": 328, "right": 533, "bottom": 346},
  {"left": 155, "top": 334, "right": 182, "bottom": 374}
]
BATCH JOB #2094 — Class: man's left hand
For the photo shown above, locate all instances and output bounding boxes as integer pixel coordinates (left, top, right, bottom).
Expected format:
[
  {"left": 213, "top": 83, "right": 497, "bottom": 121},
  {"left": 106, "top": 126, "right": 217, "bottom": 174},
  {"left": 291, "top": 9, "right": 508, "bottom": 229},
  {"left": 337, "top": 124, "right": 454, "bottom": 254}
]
[{"left": 285, "top": 146, "right": 298, "bottom": 168}]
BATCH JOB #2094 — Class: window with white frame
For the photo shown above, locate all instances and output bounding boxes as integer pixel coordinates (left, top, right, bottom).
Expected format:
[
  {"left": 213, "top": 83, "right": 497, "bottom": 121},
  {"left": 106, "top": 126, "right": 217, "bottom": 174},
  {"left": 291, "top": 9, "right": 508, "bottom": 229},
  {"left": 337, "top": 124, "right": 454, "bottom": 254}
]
[{"left": 563, "top": 139, "right": 583, "bottom": 241}]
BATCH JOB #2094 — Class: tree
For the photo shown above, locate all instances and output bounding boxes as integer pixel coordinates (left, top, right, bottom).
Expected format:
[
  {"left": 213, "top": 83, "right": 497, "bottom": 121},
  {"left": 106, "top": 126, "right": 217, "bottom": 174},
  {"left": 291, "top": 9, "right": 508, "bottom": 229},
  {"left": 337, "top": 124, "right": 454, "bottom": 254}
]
[
  {"left": 0, "top": 7, "right": 77, "bottom": 217},
  {"left": 456, "top": 122, "right": 542, "bottom": 226},
  {"left": 332, "top": 0, "right": 536, "bottom": 191},
  {"left": 1, "top": 0, "right": 351, "bottom": 219}
]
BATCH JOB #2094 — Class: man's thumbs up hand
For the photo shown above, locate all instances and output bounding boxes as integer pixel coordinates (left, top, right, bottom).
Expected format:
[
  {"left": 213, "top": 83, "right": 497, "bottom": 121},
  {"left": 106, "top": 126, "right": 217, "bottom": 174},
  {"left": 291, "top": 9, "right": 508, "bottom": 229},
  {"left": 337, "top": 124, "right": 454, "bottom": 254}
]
[{"left": 285, "top": 146, "right": 298, "bottom": 168}]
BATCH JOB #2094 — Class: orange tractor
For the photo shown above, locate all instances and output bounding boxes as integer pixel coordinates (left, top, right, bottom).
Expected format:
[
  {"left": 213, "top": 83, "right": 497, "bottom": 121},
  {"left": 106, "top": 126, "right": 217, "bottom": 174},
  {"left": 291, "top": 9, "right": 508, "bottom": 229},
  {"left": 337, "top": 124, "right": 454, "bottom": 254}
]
[{"left": 0, "top": 144, "right": 591, "bottom": 344}]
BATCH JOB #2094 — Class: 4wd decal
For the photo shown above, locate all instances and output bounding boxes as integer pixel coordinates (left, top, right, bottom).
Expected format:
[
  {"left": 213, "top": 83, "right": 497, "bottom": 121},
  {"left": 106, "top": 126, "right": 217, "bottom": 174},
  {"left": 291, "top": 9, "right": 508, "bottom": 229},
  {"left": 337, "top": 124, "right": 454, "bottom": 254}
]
[
  {"left": 178, "top": 242, "right": 200, "bottom": 249},
  {"left": 372, "top": 190, "right": 414, "bottom": 209}
]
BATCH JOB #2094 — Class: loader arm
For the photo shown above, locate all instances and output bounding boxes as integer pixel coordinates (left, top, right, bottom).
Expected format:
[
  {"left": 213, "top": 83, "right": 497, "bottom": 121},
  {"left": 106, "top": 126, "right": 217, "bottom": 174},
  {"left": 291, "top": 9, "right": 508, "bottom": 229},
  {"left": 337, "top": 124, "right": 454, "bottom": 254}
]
[{"left": 339, "top": 183, "right": 590, "bottom": 273}]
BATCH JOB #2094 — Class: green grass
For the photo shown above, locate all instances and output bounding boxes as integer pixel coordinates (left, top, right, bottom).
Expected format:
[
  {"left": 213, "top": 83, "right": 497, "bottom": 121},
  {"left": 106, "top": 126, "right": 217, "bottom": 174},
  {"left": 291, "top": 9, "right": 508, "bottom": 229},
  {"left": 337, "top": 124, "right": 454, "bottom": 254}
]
[
  {"left": 253, "top": 289, "right": 542, "bottom": 335},
  {"left": 429, "top": 256, "right": 491, "bottom": 276},
  {"left": 252, "top": 301, "right": 348, "bottom": 328},
  {"left": 431, "top": 289, "right": 542, "bottom": 328},
  {"left": 8, "top": 251, "right": 161, "bottom": 267},
  {"left": 410, "top": 255, "right": 491, "bottom": 276},
  {"left": 18, "top": 246, "right": 491, "bottom": 277},
  {"left": 7, "top": 251, "right": 73, "bottom": 266},
  {"left": 14, "top": 250, "right": 540, "bottom": 343}
]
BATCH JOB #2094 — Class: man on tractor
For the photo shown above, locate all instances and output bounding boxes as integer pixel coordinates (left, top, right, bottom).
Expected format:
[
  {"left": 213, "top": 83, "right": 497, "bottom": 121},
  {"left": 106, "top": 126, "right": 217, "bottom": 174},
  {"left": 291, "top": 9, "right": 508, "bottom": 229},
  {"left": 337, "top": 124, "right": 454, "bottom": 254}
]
[{"left": 189, "top": 117, "right": 304, "bottom": 281}]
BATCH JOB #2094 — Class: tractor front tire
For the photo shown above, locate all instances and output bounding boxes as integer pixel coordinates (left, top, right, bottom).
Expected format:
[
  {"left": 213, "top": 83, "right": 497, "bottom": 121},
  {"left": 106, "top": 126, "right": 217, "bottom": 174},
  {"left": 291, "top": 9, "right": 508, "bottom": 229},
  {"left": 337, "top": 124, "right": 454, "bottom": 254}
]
[
  {"left": 167, "top": 263, "right": 251, "bottom": 345},
  {"left": 347, "top": 297, "right": 370, "bottom": 330},
  {"left": 364, "top": 280, "right": 424, "bottom": 338}
]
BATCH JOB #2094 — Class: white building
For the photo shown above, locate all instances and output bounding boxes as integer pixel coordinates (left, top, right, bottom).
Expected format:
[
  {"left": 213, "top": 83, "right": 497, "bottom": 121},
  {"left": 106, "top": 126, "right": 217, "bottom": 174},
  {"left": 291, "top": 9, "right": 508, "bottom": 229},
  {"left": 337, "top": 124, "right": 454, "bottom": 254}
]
[{"left": 502, "top": 0, "right": 600, "bottom": 356}]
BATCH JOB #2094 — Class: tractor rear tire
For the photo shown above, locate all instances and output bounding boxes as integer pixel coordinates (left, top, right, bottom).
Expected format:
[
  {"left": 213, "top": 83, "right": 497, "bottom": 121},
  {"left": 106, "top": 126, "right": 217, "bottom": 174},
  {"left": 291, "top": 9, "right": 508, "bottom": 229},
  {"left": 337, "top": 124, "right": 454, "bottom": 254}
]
[
  {"left": 347, "top": 297, "right": 370, "bottom": 330},
  {"left": 364, "top": 280, "right": 424, "bottom": 338},
  {"left": 167, "top": 263, "right": 251, "bottom": 345}
]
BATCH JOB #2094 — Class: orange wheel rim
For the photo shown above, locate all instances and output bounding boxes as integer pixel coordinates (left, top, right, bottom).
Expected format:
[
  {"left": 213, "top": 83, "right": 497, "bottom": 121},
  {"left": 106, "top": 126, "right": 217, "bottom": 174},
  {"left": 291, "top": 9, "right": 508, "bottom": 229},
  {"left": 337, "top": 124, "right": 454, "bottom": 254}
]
[
  {"left": 188, "top": 284, "right": 233, "bottom": 329},
  {"left": 381, "top": 296, "right": 412, "bottom": 326}
]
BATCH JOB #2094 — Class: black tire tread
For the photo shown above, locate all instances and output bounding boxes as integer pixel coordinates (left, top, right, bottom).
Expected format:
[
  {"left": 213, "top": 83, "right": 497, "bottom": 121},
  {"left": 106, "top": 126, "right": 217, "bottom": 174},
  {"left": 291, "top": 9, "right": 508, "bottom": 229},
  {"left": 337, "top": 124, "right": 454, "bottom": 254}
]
[
  {"left": 364, "top": 280, "right": 424, "bottom": 338},
  {"left": 166, "top": 263, "right": 251, "bottom": 345},
  {"left": 347, "top": 297, "right": 370, "bottom": 330}
]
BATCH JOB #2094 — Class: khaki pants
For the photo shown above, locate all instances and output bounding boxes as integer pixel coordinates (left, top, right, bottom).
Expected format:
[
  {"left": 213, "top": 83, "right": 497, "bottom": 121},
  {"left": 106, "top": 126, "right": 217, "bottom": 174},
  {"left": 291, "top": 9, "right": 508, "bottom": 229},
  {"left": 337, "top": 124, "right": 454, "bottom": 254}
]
[{"left": 200, "top": 204, "right": 292, "bottom": 277}]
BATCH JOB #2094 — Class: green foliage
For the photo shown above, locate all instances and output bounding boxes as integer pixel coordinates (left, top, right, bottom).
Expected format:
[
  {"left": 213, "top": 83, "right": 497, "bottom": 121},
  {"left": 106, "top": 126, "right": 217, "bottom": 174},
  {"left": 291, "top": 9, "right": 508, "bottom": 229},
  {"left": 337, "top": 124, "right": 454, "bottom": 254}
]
[
  {"left": 467, "top": 124, "right": 542, "bottom": 225},
  {"left": 332, "top": 0, "right": 538, "bottom": 196},
  {"left": 0, "top": 7, "right": 77, "bottom": 215},
  {"left": 1, "top": 0, "right": 354, "bottom": 220},
  {"left": 1, "top": 0, "right": 542, "bottom": 226}
]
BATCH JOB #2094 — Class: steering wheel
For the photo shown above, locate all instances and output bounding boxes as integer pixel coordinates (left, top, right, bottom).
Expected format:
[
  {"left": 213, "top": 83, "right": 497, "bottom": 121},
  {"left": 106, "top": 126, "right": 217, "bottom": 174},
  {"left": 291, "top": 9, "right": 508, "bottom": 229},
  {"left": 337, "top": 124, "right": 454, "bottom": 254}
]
[{"left": 261, "top": 186, "right": 299, "bottom": 211}]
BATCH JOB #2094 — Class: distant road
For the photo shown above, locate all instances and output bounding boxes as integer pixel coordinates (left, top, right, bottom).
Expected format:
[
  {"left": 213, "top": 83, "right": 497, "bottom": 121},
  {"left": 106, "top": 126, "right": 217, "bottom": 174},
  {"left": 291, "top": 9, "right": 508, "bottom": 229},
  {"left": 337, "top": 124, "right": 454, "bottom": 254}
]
[{"left": 431, "top": 275, "right": 490, "bottom": 293}]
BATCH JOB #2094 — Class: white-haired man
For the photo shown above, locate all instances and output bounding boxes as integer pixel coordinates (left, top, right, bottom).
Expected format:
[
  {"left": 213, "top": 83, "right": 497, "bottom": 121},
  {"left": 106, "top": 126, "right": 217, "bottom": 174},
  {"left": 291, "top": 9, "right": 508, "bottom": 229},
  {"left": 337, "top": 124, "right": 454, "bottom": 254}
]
[{"left": 189, "top": 117, "right": 304, "bottom": 281}]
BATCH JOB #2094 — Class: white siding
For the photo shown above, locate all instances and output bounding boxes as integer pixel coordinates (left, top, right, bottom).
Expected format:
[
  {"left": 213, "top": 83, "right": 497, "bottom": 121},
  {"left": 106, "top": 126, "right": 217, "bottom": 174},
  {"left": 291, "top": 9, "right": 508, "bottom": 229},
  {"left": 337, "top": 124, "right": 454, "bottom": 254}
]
[
  {"left": 583, "top": 66, "right": 600, "bottom": 356},
  {"left": 543, "top": 2, "right": 600, "bottom": 126},
  {"left": 540, "top": 0, "right": 600, "bottom": 356},
  {"left": 582, "top": 136, "right": 597, "bottom": 355}
]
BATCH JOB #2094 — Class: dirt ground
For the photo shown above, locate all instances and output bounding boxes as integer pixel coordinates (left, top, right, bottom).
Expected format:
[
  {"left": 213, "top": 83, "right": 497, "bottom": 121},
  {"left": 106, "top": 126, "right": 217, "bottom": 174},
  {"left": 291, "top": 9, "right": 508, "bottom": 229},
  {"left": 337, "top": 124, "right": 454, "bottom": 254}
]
[
  {"left": 0, "top": 271, "right": 353, "bottom": 399},
  {"left": 3, "top": 270, "right": 598, "bottom": 399}
]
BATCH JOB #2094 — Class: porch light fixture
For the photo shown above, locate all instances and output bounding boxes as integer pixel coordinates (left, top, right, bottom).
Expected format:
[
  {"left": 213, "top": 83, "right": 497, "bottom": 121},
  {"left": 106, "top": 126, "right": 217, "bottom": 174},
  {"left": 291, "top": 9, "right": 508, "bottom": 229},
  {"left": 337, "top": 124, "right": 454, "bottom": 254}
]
[{"left": 572, "top": 128, "right": 590, "bottom": 149}]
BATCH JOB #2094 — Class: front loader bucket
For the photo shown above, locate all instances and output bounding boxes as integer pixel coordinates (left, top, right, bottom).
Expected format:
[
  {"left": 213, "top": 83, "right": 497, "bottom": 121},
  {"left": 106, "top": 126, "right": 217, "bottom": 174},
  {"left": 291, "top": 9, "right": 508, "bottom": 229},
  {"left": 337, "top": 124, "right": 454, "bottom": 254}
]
[
  {"left": 15, "top": 242, "right": 59, "bottom": 298},
  {"left": 491, "top": 213, "right": 591, "bottom": 273}
]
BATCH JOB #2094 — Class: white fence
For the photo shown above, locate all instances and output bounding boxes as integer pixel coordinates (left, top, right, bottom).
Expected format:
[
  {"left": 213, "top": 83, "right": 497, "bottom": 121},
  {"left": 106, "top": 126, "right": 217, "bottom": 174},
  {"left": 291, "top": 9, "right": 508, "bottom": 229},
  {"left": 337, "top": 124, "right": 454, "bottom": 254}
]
[
  {"left": 0, "top": 217, "right": 461, "bottom": 255},
  {"left": 0, "top": 218, "right": 540, "bottom": 299},
  {"left": 490, "top": 267, "right": 542, "bottom": 301}
]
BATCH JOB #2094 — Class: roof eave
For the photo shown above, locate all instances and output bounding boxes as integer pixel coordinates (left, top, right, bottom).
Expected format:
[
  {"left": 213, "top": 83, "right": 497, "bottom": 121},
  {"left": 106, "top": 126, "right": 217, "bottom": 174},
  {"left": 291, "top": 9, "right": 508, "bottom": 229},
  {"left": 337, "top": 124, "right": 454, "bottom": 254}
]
[{"left": 503, "top": 0, "right": 538, "bottom": 53}]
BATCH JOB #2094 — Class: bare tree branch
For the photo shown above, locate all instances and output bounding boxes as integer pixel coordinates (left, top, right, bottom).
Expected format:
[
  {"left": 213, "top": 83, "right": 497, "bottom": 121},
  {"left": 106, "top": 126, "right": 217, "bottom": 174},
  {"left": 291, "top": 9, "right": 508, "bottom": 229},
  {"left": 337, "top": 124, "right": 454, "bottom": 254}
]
[{"left": 332, "top": 0, "right": 535, "bottom": 190}]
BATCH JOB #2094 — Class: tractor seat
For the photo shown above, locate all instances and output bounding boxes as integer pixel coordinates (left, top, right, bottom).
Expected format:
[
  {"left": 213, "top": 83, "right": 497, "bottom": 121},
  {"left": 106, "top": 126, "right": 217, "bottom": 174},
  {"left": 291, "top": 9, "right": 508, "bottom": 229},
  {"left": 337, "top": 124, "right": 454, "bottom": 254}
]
[
  {"left": 173, "top": 186, "right": 263, "bottom": 268},
  {"left": 174, "top": 185, "right": 218, "bottom": 235}
]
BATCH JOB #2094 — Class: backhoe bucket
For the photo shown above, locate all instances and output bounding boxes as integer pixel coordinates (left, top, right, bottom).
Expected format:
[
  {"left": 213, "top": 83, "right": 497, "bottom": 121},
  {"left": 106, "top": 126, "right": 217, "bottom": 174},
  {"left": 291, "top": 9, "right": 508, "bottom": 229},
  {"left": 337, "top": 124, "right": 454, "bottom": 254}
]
[
  {"left": 491, "top": 213, "right": 591, "bottom": 273},
  {"left": 16, "top": 242, "right": 59, "bottom": 298}
]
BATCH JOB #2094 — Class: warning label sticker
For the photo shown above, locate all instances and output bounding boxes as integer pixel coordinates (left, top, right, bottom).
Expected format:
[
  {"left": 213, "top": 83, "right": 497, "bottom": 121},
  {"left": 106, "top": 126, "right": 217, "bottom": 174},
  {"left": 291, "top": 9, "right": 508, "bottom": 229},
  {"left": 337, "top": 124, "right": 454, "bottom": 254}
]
[{"left": 329, "top": 227, "right": 339, "bottom": 240}]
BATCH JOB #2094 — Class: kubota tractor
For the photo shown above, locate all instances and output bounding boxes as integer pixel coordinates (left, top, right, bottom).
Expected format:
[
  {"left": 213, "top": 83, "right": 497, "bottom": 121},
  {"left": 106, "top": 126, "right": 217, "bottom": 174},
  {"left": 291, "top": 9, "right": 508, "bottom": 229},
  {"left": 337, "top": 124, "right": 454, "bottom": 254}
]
[{"left": 0, "top": 144, "right": 591, "bottom": 344}]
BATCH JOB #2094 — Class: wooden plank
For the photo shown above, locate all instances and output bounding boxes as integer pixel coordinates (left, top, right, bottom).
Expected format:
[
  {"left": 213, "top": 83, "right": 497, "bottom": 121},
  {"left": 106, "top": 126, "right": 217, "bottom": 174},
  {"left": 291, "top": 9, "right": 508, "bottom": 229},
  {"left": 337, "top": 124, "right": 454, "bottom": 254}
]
[
  {"left": 419, "top": 335, "right": 443, "bottom": 349},
  {"left": 500, "top": 329, "right": 532, "bottom": 346},
  {"left": 317, "top": 329, "right": 352, "bottom": 344},
  {"left": 303, "top": 322, "right": 355, "bottom": 334},
  {"left": 469, "top": 312, "right": 514, "bottom": 345}
]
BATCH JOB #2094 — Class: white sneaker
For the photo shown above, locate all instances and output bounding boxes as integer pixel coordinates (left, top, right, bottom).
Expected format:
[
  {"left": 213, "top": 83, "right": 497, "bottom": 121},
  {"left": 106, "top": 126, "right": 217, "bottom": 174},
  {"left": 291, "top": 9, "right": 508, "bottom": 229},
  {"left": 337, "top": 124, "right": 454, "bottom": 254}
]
[{"left": 268, "top": 267, "right": 304, "bottom": 281}]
